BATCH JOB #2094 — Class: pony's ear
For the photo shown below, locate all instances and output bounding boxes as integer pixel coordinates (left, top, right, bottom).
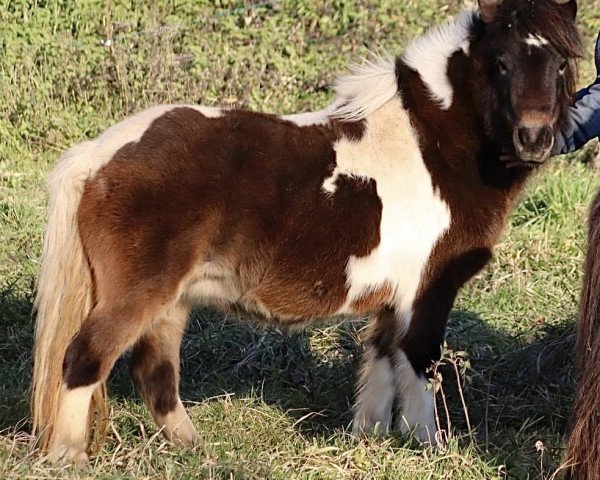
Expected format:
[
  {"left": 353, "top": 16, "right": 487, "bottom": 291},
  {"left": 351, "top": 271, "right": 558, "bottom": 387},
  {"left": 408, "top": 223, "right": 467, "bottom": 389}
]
[
  {"left": 478, "top": 0, "right": 503, "bottom": 24},
  {"left": 553, "top": 0, "right": 577, "bottom": 20}
]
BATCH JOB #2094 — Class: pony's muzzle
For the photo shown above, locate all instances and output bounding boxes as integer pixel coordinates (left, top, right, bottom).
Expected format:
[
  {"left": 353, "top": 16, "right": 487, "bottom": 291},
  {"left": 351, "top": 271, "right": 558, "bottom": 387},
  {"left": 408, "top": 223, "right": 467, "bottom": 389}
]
[{"left": 513, "top": 125, "right": 554, "bottom": 163}]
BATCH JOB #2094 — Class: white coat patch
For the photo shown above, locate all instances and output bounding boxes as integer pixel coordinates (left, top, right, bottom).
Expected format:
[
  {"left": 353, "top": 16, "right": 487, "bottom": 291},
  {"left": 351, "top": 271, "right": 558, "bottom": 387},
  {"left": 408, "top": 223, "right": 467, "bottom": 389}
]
[
  {"left": 325, "top": 99, "right": 451, "bottom": 330},
  {"left": 283, "top": 101, "right": 341, "bottom": 126},
  {"left": 194, "top": 105, "right": 224, "bottom": 118}
]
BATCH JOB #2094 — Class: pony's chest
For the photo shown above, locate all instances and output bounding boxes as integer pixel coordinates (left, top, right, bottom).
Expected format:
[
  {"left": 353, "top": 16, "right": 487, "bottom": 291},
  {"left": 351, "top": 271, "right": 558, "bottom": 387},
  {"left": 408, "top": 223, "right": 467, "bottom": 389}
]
[
  {"left": 327, "top": 103, "right": 452, "bottom": 315},
  {"left": 337, "top": 167, "right": 451, "bottom": 316}
]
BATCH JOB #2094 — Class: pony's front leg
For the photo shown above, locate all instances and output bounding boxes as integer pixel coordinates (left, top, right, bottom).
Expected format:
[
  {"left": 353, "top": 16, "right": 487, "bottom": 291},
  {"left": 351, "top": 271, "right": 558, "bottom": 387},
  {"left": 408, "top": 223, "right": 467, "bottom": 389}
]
[
  {"left": 393, "top": 348, "right": 437, "bottom": 444},
  {"left": 352, "top": 308, "right": 401, "bottom": 437},
  {"left": 352, "top": 306, "right": 442, "bottom": 445},
  {"left": 395, "top": 275, "right": 462, "bottom": 445}
]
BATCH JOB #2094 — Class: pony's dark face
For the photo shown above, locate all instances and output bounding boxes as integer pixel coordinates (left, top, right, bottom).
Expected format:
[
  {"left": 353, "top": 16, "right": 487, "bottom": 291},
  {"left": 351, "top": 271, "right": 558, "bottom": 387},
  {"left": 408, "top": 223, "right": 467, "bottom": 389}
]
[{"left": 477, "top": 0, "right": 581, "bottom": 164}]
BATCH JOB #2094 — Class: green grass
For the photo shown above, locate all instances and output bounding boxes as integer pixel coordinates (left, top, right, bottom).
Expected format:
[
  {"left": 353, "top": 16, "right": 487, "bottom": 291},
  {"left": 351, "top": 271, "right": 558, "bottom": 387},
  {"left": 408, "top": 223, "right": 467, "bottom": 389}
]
[{"left": 1, "top": 0, "right": 600, "bottom": 478}]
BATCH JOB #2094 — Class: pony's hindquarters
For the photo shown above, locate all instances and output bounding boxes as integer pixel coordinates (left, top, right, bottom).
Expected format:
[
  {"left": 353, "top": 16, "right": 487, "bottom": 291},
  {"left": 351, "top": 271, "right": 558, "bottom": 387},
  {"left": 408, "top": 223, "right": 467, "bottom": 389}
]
[
  {"left": 31, "top": 142, "right": 107, "bottom": 456},
  {"left": 31, "top": 105, "right": 194, "bottom": 461},
  {"left": 565, "top": 190, "right": 600, "bottom": 479}
]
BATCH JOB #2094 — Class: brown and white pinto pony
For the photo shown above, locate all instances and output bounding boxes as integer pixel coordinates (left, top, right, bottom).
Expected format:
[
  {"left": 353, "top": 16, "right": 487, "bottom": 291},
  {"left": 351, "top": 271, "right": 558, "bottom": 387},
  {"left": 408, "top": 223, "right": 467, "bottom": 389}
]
[
  {"left": 31, "top": 0, "right": 581, "bottom": 464},
  {"left": 565, "top": 193, "right": 600, "bottom": 479}
]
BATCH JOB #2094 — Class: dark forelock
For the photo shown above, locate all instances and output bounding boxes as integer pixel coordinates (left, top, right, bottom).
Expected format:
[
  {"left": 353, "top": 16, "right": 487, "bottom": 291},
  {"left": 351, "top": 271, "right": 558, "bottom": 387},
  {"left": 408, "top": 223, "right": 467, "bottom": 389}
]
[{"left": 496, "top": 0, "right": 582, "bottom": 59}]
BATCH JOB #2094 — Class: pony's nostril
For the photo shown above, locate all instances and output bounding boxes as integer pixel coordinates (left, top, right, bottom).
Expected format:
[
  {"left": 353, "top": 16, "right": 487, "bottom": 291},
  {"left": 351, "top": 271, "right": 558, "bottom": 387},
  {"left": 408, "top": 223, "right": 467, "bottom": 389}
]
[
  {"left": 517, "top": 128, "right": 529, "bottom": 147},
  {"left": 517, "top": 127, "right": 552, "bottom": 147},
  {"left": 540, "top": 127, "right": 553, "bottom": 147},
  {"left": 514, "top": 125, "right": 554, "bottom": 161}
]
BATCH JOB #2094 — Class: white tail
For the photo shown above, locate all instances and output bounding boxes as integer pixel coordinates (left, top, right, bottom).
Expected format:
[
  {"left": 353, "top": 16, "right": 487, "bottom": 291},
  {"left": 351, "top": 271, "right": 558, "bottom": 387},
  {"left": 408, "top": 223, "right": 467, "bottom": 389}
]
[{"left": 31, "top": 141, "right": 108, "bottom": 451}]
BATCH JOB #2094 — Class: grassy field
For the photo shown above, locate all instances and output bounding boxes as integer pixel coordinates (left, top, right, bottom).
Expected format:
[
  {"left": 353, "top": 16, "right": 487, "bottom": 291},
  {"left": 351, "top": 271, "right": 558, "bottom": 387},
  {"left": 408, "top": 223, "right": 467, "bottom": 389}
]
[{"left": 1, "top": 0, "right": 600, "bottom": 478}]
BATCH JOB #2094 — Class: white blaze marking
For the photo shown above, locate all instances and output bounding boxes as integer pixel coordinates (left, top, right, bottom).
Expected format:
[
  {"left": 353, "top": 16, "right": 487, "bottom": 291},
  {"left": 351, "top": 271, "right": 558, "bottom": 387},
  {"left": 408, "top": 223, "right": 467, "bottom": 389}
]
[{"left": 525, "top": 34, "right": 550, "bottom": 48}]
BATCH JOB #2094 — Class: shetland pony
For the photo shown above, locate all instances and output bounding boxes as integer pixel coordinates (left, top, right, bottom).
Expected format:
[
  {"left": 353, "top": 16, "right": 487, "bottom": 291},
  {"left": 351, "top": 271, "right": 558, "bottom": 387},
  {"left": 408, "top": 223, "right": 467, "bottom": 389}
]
[
  {"left": 565, "top": 192, "right": 600, "bottom": 479},
  {"left": 31, "top": 0, "right": 581, "bottom": 464}
]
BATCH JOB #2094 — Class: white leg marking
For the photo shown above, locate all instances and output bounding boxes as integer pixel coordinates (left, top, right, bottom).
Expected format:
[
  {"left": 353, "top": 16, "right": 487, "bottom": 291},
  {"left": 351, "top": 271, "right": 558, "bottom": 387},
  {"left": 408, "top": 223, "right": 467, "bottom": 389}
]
[
  {"left": 352, "top": 345, "right": 396, "bottom": 436},
  {"left": 155, "top": 399, "right": 200, "bottom": 446},
  {"left": 394, "top": 350, "right": 437, "bottom": 445},
  {"left": 48, "top": 382, "right": 99, "bottom": 464}
]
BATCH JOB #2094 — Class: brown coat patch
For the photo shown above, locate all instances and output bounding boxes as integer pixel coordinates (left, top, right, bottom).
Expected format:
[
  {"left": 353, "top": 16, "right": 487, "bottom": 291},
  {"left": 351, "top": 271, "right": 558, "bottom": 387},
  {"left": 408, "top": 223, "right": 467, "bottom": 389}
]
[
  {"left": 350, "top": 282, "right": 394, "bottom": 315},
  {"left": 78, "top": 108, "right": 375, "bottom": 324},
  {"left": 565, "top": 189, "right": 600, "bottom": 480}
]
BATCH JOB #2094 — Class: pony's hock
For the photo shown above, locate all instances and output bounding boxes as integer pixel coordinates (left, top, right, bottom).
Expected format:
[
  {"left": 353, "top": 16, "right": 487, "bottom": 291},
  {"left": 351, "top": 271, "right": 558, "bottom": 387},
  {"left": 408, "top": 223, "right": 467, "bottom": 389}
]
[{"left": 31, "top": 0, "right": 581, "bottom": 465}]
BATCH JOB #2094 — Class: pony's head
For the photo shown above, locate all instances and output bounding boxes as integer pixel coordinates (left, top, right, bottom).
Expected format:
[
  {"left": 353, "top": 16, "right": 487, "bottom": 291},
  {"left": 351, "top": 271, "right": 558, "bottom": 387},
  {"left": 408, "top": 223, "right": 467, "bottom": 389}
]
[{"left": 475, "top": 0, "right": 581, "bottom": 164}]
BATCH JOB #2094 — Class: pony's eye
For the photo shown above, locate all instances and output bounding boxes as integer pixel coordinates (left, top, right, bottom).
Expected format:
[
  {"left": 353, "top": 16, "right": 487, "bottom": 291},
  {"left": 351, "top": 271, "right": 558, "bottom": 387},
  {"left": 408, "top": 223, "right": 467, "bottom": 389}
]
[
  {"left": 497, "top": 59, "right": 509, "bottom": 75},
  {"left": 558, "top": 60, "right": 568, "bottom": 74}
]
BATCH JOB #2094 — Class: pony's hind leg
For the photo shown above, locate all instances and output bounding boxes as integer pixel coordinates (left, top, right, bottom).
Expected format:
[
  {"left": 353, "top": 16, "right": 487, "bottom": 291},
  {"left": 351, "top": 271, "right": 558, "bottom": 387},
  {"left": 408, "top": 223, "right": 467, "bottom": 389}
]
[
  {"left": 49, "top": 301, "right": 158, "bottom": 463},
  {"left": 130, "top": 302, "right": 200, "bottom": 446}
]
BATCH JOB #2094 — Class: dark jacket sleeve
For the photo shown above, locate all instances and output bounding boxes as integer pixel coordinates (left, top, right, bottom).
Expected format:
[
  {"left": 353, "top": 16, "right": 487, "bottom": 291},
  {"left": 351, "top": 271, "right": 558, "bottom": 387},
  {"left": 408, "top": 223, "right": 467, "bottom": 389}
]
[
  {"left": 553, "top": 32, "right": 600, "bottom": 155},
  {"left": 554, "top": 82, "right": 600, "bottom": 155}
]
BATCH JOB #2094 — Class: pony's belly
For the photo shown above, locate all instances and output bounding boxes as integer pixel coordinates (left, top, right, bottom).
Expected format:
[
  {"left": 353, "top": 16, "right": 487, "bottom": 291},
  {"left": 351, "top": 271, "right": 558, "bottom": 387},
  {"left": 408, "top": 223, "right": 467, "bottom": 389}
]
[
  {"left": 184, "top": 277, "right": 241, "bottom": 308},
  {"left": 182, "top": 259, "right": 359, "bottom": 325},
  {"left": 182, "top": 261, "right": 243, "bottom": 309},
  {"left": 183, "top": 275, "right": 339, "bottom": 326}
]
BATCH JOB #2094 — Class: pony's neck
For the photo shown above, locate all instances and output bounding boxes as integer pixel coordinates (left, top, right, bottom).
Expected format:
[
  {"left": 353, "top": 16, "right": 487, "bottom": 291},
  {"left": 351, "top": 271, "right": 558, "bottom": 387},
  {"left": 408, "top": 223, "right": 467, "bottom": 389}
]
[
  {"left": 329, "top": 8, "right": 486, "bottom": 143},
  {"left": 328, "top": 7, "right": 529, "bottom": 192},
  {"left": 397, "top": 54, "right": 530, "bottom": 192}
]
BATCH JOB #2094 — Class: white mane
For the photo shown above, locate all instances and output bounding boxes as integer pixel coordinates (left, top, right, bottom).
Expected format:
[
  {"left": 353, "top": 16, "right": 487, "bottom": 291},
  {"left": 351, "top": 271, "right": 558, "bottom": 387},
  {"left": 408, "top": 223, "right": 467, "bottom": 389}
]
[
  {"left": 324, "top": 8, "right": 478, "bottom": 122},
  {"left": 331, "top": 53, "right": 398, "bottom": 122},
  {"left": 403, "top": 8, "right": 477, "bottom": 110}
]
